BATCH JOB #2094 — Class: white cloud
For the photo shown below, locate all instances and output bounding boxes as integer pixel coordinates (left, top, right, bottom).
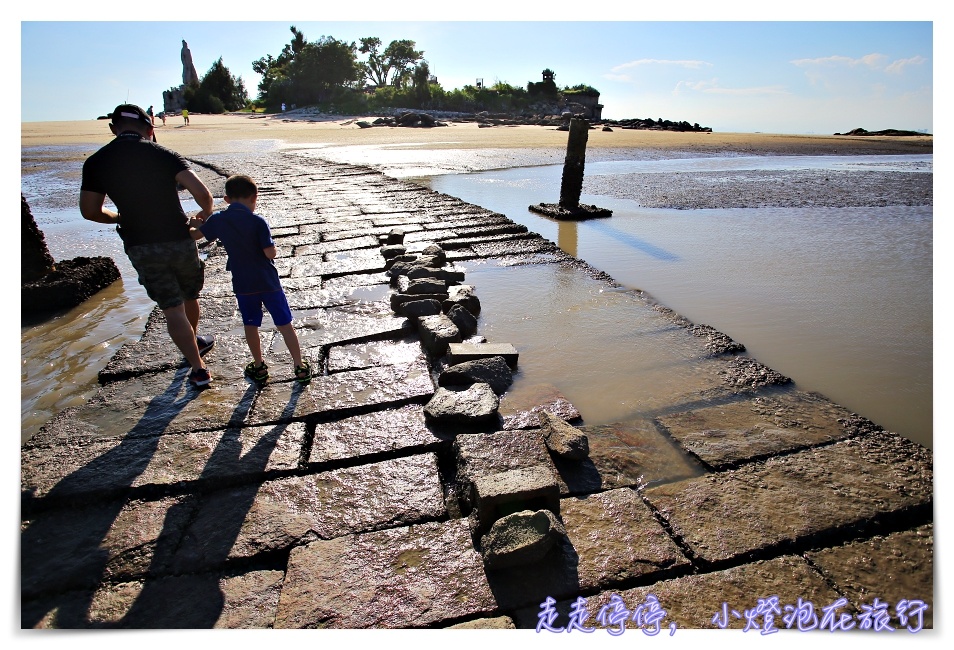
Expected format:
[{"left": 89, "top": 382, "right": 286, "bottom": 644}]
[
  {"left": 611, "top": 58, "right": 713, "bottom": 72},
  {"left": 791, "top": 53, "right": 888, "bottom": 69},
  {"left": 885, "top": 55, "right": 928, "bottom": 74},
  {"left": 674, "top": 79, "right": 788, "bottom": 96}
]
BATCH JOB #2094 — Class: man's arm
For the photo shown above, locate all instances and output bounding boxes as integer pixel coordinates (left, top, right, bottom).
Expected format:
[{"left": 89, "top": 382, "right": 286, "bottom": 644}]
[
  {"left": 79, "top": 190, "right": 120, "bottom": 225},
  {"left": 263, "top": 245, "right": 277, "bottom": 260},
  {"left": 175, "top": 169, "right": 214, "bottom": 219}
]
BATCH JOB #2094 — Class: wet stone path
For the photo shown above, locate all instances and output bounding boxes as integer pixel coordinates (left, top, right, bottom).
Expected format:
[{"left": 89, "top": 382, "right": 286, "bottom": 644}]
[{"left": 21, "top": 151, "right": 933, "bottom": 630}]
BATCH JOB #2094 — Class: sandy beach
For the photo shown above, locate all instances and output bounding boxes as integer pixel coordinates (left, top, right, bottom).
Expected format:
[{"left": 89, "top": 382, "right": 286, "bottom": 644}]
[{"left": 21, "top": 112, "right": 933, "bottom": 163}]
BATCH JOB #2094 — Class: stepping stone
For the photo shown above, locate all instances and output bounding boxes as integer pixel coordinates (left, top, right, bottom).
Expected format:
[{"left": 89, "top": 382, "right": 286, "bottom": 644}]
[
  {"left": 472, "top": 466, "right": 559, "bottom": 536},
  {"left": 448, "top": 342, "right": 518, "bottom": 368}
]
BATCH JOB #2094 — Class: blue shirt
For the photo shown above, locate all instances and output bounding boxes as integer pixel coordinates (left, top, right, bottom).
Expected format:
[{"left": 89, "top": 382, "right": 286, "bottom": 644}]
[{"left": 199, "top": 203, "right": 283, "bottom": 294}]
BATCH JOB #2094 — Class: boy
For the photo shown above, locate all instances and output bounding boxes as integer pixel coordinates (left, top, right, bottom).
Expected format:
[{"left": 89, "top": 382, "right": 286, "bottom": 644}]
[{"left": 189, "top": 175, "right": 311, "bottom": 384}]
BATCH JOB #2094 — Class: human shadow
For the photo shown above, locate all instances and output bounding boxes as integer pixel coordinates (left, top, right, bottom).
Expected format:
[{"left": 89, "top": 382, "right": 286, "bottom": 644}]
[
  {"left": 110, "top": 382, "right": 304, "bottom": 628},
  {"left": 20, "top": 368, "right": 200, "bottom": 628}
]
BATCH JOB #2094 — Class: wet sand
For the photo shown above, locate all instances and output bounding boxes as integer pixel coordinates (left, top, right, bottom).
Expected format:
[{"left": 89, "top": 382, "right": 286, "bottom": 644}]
[{"left": 21, "top": 112, "right": 933, "bottom": 165}]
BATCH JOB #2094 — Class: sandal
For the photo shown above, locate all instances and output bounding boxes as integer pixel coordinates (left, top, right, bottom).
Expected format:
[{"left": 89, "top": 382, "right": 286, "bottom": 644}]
[
  {"left": 244, "top": 361, "right": 269, "bottom": 382},
  {"left": 295, "top": 360, "right": 313, "bottom": 384}
]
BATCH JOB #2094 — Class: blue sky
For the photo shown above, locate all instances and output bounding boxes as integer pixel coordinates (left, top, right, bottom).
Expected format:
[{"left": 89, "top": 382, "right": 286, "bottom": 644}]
[{"left": 18, "top": 5, "right": 936, "bottom": 135}]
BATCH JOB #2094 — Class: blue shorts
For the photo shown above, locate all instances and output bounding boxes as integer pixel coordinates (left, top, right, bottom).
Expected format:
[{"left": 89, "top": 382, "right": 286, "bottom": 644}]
[{"left": 236, "top": 290, "right": 293, "bottom": 328}]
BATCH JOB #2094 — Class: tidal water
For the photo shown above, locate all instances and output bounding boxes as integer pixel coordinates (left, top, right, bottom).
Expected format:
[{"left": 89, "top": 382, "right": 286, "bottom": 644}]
[
  {"left": 416, "top": 161, "right": 932, "bottom": 448},
  {"left": 21, "top": 146, "right": 933, "bottom": 449}
]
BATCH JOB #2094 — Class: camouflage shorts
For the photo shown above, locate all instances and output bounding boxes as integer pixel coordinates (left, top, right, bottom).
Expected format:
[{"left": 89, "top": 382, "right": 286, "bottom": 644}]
[{"left": 126, "top": 239, "right": 205, "bottom": 310}]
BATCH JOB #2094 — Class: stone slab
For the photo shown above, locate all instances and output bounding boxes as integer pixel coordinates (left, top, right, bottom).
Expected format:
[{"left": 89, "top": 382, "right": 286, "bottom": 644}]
[
  {"left": 454, "top": 429, "right": 559, "bottom": 509},
  {"left": 22, "top": 422, "right": 306, "bottom": 502},
  {"left": 295, "top": 304, "right": 411, "bottom": 352},
  {"left": 326, "top": 337, "right": 424, "bottom": 373},
  {"left": 275, "top": 518, "right": 497, "bottom": 628},
  {"left": 471, "top": 236, "right": 556, "bottom": 257},
  {"left": 309, "top": 404, "right": 449, "bottom": 464},
  {"left": 658, "top": 391, "right": 860, "bottom": 469},
  {"left": 21, "top": 496, "right": 195, "bottom": 599},
  {"left": 172, "top": 453, "right": 446, "bottom": 572},
  {"left": 644, "top": 432, "right": 933, "bottom": 565},
  {"left": 293, "top": 234, "right": 379, "bottom": 256},
  {"left": 512, "top": 555, "right": 843, "bottom": 631},
  {"left": 26, "top": 369, "right": 258, "bottom": 448},
  {"left": 448, "top": 342, "right": 518, "bottom": 368},
  {"left": 561, "top": 488, "right": 690, "bottom": 589},
  {"left": 247, "top": 358, "right": 435, "bottom": 426},
  {"left": 807, "top": 525, "right": 934, "bottom": 629},
  {"left": 67, "top": 569, "right": 285, "bottom": 628},
  {"left": 553, "top": 419, "right": 707, "bottom": 496}
]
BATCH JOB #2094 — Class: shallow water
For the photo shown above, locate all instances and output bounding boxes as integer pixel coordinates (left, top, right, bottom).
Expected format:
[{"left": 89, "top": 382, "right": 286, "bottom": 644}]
[
  {"left": 21, "top": 146, "right": 933, "bottom": 450},
  {"left": 420, "top": 163, "right": 932, "bottom": 448}
]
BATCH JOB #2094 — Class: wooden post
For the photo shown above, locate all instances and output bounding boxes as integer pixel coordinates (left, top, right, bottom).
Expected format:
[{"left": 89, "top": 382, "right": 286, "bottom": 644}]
[{"left": 558, "top": 118, "right": 588, "bottom": 208}]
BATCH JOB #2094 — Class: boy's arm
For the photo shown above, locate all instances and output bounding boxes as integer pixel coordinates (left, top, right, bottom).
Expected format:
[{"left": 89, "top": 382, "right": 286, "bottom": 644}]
[{"left": 188, "top": 215, "right": 207, "bottom": 241}]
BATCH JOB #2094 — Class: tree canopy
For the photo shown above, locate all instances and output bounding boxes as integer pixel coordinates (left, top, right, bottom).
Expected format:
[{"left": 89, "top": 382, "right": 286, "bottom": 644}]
[
  {"left": 358, "top": 37, "right": 424, "bottom": 87},
  {"left": 186, "top": 57, "right": 248, "bottom": 113}
]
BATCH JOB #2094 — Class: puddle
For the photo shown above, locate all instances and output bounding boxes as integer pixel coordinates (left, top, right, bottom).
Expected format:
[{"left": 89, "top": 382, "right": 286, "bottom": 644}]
[{"left": 348, "top": 284, "right": 392, "bottom": 303}]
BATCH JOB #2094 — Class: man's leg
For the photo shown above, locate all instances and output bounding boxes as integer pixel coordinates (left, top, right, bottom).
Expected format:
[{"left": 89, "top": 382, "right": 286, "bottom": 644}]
[
  {"left": 184, "top": 298, "right": 200, "bottom": 334},
  {"left": 164, "top": 303, "right": 204, "bottom": 371}
]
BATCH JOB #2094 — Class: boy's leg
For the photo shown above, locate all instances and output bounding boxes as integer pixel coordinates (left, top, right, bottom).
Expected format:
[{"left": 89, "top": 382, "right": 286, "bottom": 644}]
[
  {"left": 244, "top": 325, "right": 264, "bottom": 364},
  {"left": 262, "top": 291, "right": 304, "bottom": 368},
  {"left": 276, "top": 323, "right": 304, "bottom": 368}
]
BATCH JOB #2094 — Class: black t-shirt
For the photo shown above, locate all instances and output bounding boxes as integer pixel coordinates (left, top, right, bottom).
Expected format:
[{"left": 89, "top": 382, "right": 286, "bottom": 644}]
[{"left": 81, "top": 132, "right": 191, "bottom": 246}]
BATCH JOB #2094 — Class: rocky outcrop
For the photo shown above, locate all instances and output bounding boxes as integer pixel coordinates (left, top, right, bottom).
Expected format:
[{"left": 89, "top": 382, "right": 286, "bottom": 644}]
[{"left": 21, "top": 195, "right": 120, "bottom": 315}]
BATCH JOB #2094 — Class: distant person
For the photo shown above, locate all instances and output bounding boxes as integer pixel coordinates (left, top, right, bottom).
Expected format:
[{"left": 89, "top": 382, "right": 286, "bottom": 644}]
[
  {"left": 281, "top": 102, "right": 286, "bottom": 112},
  {"left": 188, "top": 174, "right": 312, "bottom": 385},
  {"left": 182, "top": 108, "right": 189, "bottom": 125},
  {"left": 159, "top": 111, "right": 167, "bottom": 126},
  {"left": 80, "top": 103, "right": 216, "bottom": 388},
  {"left": 147, "top": 105, "right": 154, "bottom": 124}
]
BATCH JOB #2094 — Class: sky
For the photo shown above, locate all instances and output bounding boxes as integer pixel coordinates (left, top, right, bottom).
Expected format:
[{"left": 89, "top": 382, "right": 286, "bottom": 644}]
[{"left": 16, "top": 5, "right": 937, "bottom": 135}]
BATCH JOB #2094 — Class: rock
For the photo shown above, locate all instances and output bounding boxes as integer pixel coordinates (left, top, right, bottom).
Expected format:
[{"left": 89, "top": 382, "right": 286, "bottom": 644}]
[
  {"left": 421, "top": 244, "right": 446, "bottom": 266},
  {"left": 423, "top": 383, "right": 499, "bottom": 424},
  {"left": 480, "top": 509, "right": 567, "bottom": 570},
  {"left": 22, "top": 256, "right": 121, "bottom": 315},
  {"left": 390, "top": 292, "right": 448, "bottom": 314},
  {"left": 417, "top": 314, "right": 461, "bottom": 356},
  {"left": 439, "top": 356, "right": 512, "bottom": 395},
  {"left": 356, "top": 121, "right": 372, "bottom": 128},
  {"left": 442, "top": 284, "right": 481, "bottom": 317},
  {"left": 405, "top": 266, "right": 464, "bottom": 283},
  {"left": 398, "top": 276, "right": 447, "bottom": 295},
  {"left": 446, "top": 303, "right": 478, "bottom": 337},
  {"left": 472, "top": 466, "right": 560, "bottom": 536},
  {"left": 538, "top": 411, "right": 589, "bottom": 460},
  {"left": 22, "top": 194, "right": 55, "bottom": 282},
  {"left": 380, "top": 244, "right": 406, "bottom": 260},
  {"left": 387, "top": 228, "right": 406, "bottom": 245},
  {"left": 400, "top": 299, "right": 443, "bottom": 319},
  {"left": 448, "top": 616, "right": 516, "bottom": 629}
]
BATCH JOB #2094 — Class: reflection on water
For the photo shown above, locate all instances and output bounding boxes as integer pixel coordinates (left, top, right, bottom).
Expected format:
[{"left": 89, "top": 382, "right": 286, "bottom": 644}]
[{"left": 423, "top": 163, "right": 933, "bottom": 449}]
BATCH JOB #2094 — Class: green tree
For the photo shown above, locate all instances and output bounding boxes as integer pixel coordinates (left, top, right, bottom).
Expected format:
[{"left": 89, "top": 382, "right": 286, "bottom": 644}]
[
  {"left": 358, "top": 37, "right": 423, "bottom": 87},
  {"left": 411, "top": 61, "right": 432, "bottom": 107},
  {"left": 252, "top": 25, "right": 307, "bottom": 106},
  {"left": 191, "top": 57, "right": 248, "bottom": 112},
  {"left": 286, "top": 36, "right": 361, "bottom": 104}
]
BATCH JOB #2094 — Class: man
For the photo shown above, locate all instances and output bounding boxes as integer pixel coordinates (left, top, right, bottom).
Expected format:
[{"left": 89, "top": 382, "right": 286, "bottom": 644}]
[{"left": 80, "top": 103, "right": 216, "bottom": 387}]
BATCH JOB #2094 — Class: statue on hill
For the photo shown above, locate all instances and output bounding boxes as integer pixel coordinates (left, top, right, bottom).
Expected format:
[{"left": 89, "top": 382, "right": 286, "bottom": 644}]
[{"left": 181, "top": 40, "right": 199, "bottom": 87}]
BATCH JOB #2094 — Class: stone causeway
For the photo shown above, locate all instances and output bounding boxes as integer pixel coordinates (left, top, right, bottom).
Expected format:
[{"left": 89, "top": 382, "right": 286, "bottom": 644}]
[{"left": 20, "top": 150, "right": 933, "bottom": 631}]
